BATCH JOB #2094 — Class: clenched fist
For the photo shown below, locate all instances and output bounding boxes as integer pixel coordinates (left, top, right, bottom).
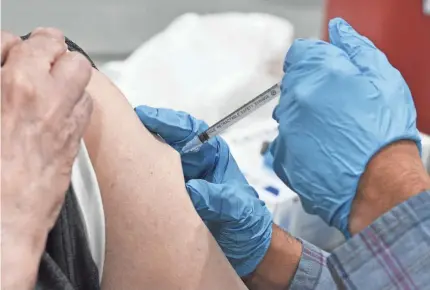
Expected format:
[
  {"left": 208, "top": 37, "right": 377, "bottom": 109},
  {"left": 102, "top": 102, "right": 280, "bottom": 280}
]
[{"left": 1, "top": 28, "right": 93, "bottom": 289}]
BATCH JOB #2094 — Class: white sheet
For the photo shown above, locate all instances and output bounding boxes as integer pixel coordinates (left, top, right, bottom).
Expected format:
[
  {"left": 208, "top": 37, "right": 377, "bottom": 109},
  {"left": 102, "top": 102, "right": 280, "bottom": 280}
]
[
  {"left": 72, "top": 142, "right": 105, "bottom": 280},
  {"left": 105, "top": 12, "right": 294, "bottom": 126}
]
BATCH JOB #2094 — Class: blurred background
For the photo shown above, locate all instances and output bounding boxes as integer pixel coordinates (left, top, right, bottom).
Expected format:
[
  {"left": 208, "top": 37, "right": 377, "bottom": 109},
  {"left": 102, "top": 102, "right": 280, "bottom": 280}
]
[
  {"left": 2, "top": 0, "right": 324, "bottom": 64},
  {"left": 2, "top": 0, "right": 429, "bottom": 250},
  {"left": 3, "top": 0, "right": 428, "bottom": 132}
]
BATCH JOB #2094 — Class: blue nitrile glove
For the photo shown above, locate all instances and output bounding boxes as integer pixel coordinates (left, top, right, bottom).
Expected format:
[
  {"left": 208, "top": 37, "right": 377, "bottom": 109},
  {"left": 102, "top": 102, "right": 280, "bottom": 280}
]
[
  {"left": 270, "top": 18, "right": 421, "bottom": 238},
  {"left": 135, "top": 105, "right": 273, "bottom": 277}
]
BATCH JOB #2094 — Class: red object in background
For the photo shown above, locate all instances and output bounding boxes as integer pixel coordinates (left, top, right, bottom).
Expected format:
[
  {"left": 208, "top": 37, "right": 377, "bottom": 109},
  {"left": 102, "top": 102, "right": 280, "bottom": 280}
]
[{"left": 323, "top": 0, "right": 430, "bottom": 134}]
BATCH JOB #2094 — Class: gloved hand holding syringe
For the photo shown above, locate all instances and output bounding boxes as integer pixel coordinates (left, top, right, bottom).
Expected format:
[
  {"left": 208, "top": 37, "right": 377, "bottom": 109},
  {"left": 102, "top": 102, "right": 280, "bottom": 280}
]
[{"left": 181, "top": 82, "right": 281, "bottom": 153}]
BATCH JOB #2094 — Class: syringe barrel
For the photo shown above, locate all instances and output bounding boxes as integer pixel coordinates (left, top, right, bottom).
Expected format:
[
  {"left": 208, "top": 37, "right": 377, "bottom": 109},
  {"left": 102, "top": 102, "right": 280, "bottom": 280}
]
[{"left": 203, "top": 83, "right": 281, "bottom": 139}]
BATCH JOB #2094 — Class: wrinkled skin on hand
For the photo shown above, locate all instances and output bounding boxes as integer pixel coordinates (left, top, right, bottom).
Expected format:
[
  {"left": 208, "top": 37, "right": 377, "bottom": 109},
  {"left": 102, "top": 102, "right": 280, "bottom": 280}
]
[{"left": 1, "top": 28, "right": 93, "bottom": 238}]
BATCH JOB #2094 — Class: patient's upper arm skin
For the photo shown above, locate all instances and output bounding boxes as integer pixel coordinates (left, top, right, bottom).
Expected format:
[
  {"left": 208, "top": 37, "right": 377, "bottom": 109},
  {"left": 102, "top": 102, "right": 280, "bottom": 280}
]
[{"left": 83, "top": 69, "right": 246, "bottom": 290}]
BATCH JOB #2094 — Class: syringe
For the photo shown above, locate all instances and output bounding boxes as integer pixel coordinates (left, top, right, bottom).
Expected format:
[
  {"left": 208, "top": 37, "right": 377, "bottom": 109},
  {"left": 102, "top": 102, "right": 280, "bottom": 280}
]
[{"left": 181, "top": 82, "right": 281, "bottom": 154}]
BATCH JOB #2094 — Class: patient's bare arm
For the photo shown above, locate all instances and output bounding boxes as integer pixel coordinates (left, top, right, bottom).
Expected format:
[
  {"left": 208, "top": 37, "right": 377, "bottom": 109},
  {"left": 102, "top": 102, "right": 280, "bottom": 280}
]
[{"left": 84, "top": 69, "right": 246, "bottom": 290}]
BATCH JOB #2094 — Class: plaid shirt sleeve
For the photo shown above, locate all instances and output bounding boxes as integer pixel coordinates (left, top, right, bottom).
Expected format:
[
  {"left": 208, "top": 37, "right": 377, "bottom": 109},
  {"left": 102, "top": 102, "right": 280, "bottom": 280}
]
[
  {"left": 289, "top": 240, "right": 336, "bottom": 289},
  {"left": 289, "top": 190, "right": 430, "bottom": 290}
]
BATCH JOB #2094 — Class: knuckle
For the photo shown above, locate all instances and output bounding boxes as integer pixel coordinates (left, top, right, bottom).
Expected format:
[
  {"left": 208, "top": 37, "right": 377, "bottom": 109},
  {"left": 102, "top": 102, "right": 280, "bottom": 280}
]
[
  {"left": 1, "top": 31, "right": 20, "bottom": 45},
  {"left": 50, "top": 38, "right": 67, "bottom": 54},
  {"left": 31, "top": 27, "right": 64, "bottom": 41},
  {"left": 69, "top": 52, "right": 91, "bottom": 69},
  {"left": 31, "top": 27, "right": 46, "bottom": 34},
  {"left": 9, "top": 41, "right": 32, "bottom": 58},
  {"left": 44, "top": 27, "right": 65, "bottom": 40},
  {"left": 6, "top": 69, "right": 35, "bottom": 97},
  {"left": 59, "top": 52, "right": 92, "bottom": 81}
]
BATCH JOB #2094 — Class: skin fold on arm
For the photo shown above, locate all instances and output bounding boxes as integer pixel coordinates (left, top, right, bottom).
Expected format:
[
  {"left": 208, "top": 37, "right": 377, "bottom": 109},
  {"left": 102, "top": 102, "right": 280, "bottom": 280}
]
[{"left": 83, "top": 69, "right": 246, "bottom": 290}]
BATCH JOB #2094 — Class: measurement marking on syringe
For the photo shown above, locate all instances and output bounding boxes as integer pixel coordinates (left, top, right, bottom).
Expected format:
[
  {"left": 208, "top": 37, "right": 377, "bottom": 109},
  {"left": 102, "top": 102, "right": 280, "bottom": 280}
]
[{"left": 181, "top": 82, "right": 281, "bottom": 154}]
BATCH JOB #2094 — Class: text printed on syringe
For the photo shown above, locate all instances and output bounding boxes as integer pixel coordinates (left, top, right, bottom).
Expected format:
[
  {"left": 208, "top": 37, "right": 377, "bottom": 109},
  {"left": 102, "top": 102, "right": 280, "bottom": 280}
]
[{"left": 206, "top": 88, "right": 278, "bottom": 135}]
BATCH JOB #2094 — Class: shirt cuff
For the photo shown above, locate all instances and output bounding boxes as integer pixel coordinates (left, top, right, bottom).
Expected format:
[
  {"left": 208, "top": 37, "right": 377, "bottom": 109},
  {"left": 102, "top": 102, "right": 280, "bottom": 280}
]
[
  {"left": 289, "top": 239, "right": 336, "bottom": 290},
  {"left": 327, "top": 190, "right": 430, "bottom": 289}
]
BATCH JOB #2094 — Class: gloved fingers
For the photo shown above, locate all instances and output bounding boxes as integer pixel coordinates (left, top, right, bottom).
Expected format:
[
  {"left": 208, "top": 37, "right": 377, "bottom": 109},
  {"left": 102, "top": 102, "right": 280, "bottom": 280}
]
[
  {"left": 135, "top": 106, "right": 248, "bottom": 185},
  {"left": 186, "top": 179, "right": 255, "bottom": 223},
  {"left": 135, "top": 105, "right": 208, "bottom": 149},
  {"left": 275, "top": 39, "right": 360, "bottom": 123},
  {"left": 269, "top": 138, "right": 292, "bottom": 188},
  {"left": 283, "top": 38, "right": 356, "bottom": 75},
  {"left": 187, "top": 180, "right": 273, "bottom": 277},
  {"left": 328, "top": 18, "right": 400, "bottom": 81},
  {"left": 136, "top": 105, "right": 236, "bottom": 182}
]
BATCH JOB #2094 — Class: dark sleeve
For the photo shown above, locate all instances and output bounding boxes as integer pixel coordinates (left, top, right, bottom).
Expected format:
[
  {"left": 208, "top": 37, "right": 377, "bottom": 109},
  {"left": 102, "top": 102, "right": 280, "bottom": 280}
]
[{"left": 36, "top": 186, "right": 101, "bottom": 290}]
